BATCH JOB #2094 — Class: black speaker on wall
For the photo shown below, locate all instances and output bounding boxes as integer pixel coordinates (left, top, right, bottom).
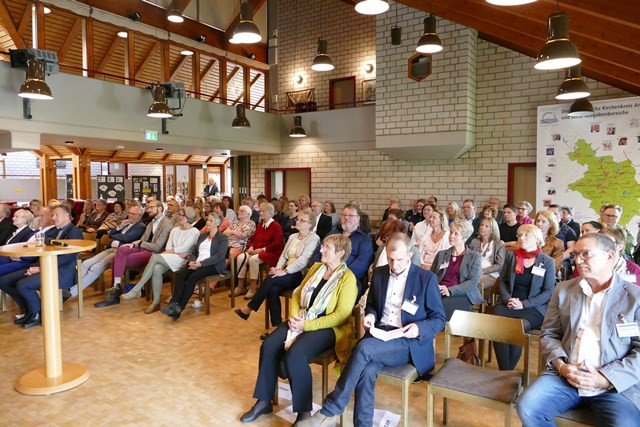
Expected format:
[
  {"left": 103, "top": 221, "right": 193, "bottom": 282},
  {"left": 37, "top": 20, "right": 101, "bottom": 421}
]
[{"left": 391, "top": 26, "right": 402, "bottom": 46}]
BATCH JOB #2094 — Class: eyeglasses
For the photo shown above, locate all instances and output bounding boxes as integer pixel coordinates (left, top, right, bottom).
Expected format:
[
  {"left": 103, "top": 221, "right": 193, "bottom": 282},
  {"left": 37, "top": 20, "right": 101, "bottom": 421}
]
[
  {"left": 602, "top": 213, "right": 619, "bottom": 218},
  {"left": 340, "top": 214, "right": 359, "bottom": 219},
  {"left": 575, "top": 249, "right": 604, "bottom": 261}
]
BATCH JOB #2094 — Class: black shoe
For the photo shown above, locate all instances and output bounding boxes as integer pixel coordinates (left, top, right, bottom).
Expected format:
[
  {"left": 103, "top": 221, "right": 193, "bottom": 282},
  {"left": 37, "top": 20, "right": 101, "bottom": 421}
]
[
  {"left": 259, "top": 332, "right": 268, "bottom": 341},
  {"left": 22, "top": 312, "right": 41, "bottom": 329},
  {"left": 14, "top": 313, "right": 28, "bottom": 325},
  {"left": 240, "top": 400, "right": 273, "bottom": 423},
  {"left": 235, "top": 308, "right": 250, "bottom": 320},
  {"left": 62, "top": 289, "right": 71, "bottom": 304},
  {"left": 94, "top": 289, "right": 121, "bottom": 308},
  {"left": 160, "top": 302, "right": 179, "bottom": 317}
]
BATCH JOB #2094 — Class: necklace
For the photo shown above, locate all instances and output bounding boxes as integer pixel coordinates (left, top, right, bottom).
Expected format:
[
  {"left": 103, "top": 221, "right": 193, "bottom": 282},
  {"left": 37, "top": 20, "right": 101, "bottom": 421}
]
[{"left": 452, "top": 248, "right": 465, "bottom": 262}]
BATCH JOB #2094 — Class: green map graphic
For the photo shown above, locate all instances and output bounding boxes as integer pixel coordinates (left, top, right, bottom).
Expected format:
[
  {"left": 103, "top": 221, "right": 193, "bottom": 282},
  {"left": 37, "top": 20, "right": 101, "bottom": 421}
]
[{"left": 567, "top": 138, "right": 640, "bottom": 227}]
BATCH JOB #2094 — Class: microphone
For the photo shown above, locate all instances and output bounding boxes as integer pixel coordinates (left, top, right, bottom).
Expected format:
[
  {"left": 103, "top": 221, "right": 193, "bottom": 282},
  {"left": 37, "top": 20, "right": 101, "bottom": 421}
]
[{"left": 49, "top": 240, "right": 69, "bottom": 247}]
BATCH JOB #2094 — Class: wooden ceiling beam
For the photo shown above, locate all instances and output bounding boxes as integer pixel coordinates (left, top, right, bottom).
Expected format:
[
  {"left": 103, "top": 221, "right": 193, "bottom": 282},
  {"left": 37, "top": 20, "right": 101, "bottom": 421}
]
[
  {"left": 185, "top": 155, "right": 193, "bottom": 163},
  {"left": 170, "top": 55, "right": 189, "bottom": 80},
  {"left": 138, "top": 152, "right": 148, "bottom": 161},
  {"left": 252, "top": 94, "right": 265, "bottom": 109},
  {"left": 177, "top": 0, "right": 192, "bottom": 14},
  {"left": 205, "top": 156, "right": 212, "bottom": 163},
  {"left": 227, "top": 66, "right": 240, "bottom": 82},
  {"left": 209, "top": 88, "right": 220, "bottom": 102},
  {"left": 249, "top": 72, "right": 261, "bottom": 87},
  {"left": 232, "top": 91, "right": 245, "bottom": 105},
  {"left": 0, "top": 0, "right": 26, "bottom": 49},
  {"left": 47, "top": 145, "right": 63, "bottom": 157},
  {"left": 58, "top": 17, "right": 83, "bottom": 63},
  {"left": 163, "top": 153, "right": 171, "bottom": 161},
  {"left": 96, "top": 36, "right": 124, "bottom": 72},
  {"left": 200, "top": 58, "right": 217, "bottom": 82},
  {"left": 540, "top": 0, "right": 639, "bottom": 28},
  {"left": 136, "top": 41, "right": 160, "bottom": 77},
  {"left": 16, "top": 2, "right": 30, "bottom": 36}
]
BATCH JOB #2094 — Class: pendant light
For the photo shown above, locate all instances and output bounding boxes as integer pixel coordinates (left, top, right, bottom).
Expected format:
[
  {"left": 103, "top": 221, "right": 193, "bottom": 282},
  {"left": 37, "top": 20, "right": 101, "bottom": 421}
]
[
  {"left": 230, "top": 1, "right": 262, "bottom": 44},
  {"left": 390, "top": 1, "right": 401, "bottom": 46},
  {"left": 535, "top": 11, "right": 581, "bottom": 70},
  {"left": 355, "top": 0, "right": 389, "bottom": 15},
  {"left": 556, "top": 66, "right": 590, "bottom": 100},
  {"left": 416, "top": 14, "right": 443, "bottom": 54},
  {"left": 289, "top": 116, "right": 307, "bottom": 138},
  {"left": 19, "top": 59, "right": 53, "bottom": 100},
  {"left": 232, "top": 104, "right": 251, "bottom": 128},
  {"left": 167, "top": 1, "right": 184, "bottom": 23},
  {"left": 568, "top": 98, "right": 594, "bottom": 118},
  {"left": 147, "top": 86, "right": 172, "bottom": 118},
  {"left": 486, "top": 0, "right": 536, "bottom": 5},
  {"left": 311, "top": 38, "right": 334, "bottom": 71}
]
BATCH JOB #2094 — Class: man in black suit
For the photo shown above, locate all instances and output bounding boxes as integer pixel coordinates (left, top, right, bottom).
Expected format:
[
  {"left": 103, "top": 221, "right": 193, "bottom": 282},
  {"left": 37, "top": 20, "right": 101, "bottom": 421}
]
[
  {"left": 0, "top": 203, "right": 16, "bottom": 245},
  {"left": 203, "top": 178, "right": 219, "bottom": 197},
  {"left": 0, "top": 205, "right": 83, "bottom": 328},
  {"left": 310, "top": 200, "right": 333, "bottom": 239},
  {"left": 300, "top": 233, "right": 446, "bottom": 427},
  {"left": 462, "top": 199, "right": 481, "bottom": 244}
]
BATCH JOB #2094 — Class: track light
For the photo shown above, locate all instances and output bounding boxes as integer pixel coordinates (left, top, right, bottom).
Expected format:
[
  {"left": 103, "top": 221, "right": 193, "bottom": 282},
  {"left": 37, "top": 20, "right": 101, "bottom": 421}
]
[
  {"left": 289, "top": 116, "right": 306, "bottom": 138},
  {"left": 117, "top": 31, "right": 128, "bottom": 38},
  {"left": 167, "top": 1, "right": 184, "bottom": 23},
  {"left": 568, "top": 98, "right": 595, "bottom": 118},
  {"left": 230, "top": 1, "right": 261, "bottom": 44},
  {"left": 355, "top": 0, "right": 389, "bottom": 15},
  {"left": 535, "top": 11, "right": 580, "bottom": 70},
  {"left": 556, "top": 66, "right": 590, "bottom": 100},
  {"left": 19, "top": 59, "right": 53, "bottom": 100},
  {"left": 311, "top": 38, "right": 334, "bottom": 72},
  {"left": 416, "top": 14, "right": 443, "bottom": 54},
  {"left": 129, "top": 12, "right": 141, "bottom": 21},
  {"left": 180, "top": 50, "right": 194, "bottom": 56},
  {"left": 147, "top": 86, "right": 172, "bottom": 118},
  {"left": 232, "top": 104, "right": 251, "bottom": 128},
  {"left": 197, "top": 35, "right": 206, "bottom": 43}
]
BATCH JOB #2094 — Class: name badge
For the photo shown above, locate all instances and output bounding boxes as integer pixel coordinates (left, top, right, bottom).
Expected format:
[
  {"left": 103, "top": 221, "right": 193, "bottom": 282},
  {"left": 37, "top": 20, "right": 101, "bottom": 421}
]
[
  {"left": 439, "top": 262, "right": 449, "bottom": 270},
  {"left": 621, "top": 273, "right": 637, "bottom": 284},
  {"left": 532, "top": 263, "right": 546, "bottom": 277},
  {"left": 616, "top": 321, "right": 639, "bottom": 338},
  {"left": 401, "top": 296, "right": 419, "bottom": 315}
]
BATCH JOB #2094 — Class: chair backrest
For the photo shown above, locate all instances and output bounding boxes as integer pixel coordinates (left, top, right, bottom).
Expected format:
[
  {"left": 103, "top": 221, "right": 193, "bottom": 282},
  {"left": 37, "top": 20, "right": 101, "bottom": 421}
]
[{"left": 447, "top": 310, "right": 529, "bottom": 348}]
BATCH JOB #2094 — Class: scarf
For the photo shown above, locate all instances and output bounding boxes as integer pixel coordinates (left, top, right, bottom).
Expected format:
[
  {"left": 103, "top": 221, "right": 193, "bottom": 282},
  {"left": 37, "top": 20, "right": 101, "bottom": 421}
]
[
  {"left": 514, "top": 248, "right": 541, "bottom": 274},
  {"left": 284, "top": 262, "right": 348, "bottom": 350}
]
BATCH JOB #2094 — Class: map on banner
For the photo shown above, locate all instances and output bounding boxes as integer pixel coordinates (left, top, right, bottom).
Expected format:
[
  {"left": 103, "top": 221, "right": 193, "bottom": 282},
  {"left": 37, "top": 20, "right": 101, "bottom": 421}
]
[{"left": 536, "top": 96, "right": 640, "bottom": 241}]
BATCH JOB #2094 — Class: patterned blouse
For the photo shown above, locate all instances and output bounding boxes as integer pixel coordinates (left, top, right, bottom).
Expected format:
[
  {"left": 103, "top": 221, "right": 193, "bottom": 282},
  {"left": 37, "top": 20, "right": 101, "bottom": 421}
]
[{"left": 225, "top": 219, "right": 256, "bottom": 249}]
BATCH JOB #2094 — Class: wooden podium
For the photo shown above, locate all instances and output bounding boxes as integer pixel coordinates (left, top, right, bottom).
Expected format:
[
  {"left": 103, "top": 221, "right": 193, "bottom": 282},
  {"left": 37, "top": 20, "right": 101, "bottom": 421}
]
[{"left": 0, "top": 239, "right": 96, "bottom": 395}]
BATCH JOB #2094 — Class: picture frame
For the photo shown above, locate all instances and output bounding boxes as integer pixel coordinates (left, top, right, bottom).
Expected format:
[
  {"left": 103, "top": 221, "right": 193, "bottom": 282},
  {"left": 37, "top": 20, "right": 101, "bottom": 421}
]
[{"left": 363, "top": 79, "right": 376, "bottom": 104}]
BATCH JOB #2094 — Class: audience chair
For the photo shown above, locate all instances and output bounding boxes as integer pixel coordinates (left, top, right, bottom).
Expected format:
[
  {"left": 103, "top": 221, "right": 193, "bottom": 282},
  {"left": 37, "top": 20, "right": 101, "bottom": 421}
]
[
  {"left": 426, "top": 311, "right": 530, "bottom": 427},
  {"left": 555, "top": 409, "right": 596, "bottom": 426},
  {"left": 1, "top": 290, "right": 7, "bottom": 312},
  {"left": 265, "top": 289, "right": 293, "bottom": 331},
  {"left": 529, "top": 329, "right": 543, "bottom": 375},
  {"left": 196, "top": 256, "right": 235, "bottom": 315}
]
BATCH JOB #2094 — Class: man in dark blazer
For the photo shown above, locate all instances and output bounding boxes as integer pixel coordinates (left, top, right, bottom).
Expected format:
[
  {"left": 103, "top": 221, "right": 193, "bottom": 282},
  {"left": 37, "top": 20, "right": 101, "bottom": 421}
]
[
  {"left": 203, "top": 178, "right": 219, "bottom": 197},
  {"left": 0, "top": 205, "right": 82, "bottom": 328},
  {"left": 462, "top": 199, "right": 481, "bottom": 244},
  {"left": 311, "top": 200, "right": 333, "bottom": 239},
  {"left": 300, "top": 233, "right": 446, "bottom": 427},
  {"left": 0, "top": 203, "right": 16, "bottom": 245}
]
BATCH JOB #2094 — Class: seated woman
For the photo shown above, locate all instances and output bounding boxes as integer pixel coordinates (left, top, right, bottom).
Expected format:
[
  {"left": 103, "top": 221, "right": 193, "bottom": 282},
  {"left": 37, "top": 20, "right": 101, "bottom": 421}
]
[
  {"left": 161, "top": 213, "right": 229, "bottom": 320},
  {"left": 235, "top": 210, "right": 320, "bottom": 327},
  {"left": 29, "top": 199, "right": 42, "bottom": 230},
  {"left": 516, "top": 200, "right": 533, "bottom": 225},
  {"left": 419, "top": 209, "right": 451, "bottom": 271},
  {"left": 372, "top": 219, "right": 421, "bottom": 269},
  {"left": 280, "top": 200, "right": 299, "bottom": 241},
  {"left": 493, "top": 224, "right": 555, "bottom": 370},
  {"left": 76, "top": 199, "right": 94, "bottom": 227},
  {"left": 323, "top": 200, "right": 339, "bottom": 228},
  {"left": 480, "top": 204, "right": 498, "bottom": 221},
  {"left": 240, "top": 234, "right": 357, "bottom": 424},
  {"left": 445, "top": 202, "right": 461, "bottom": 226},
  {"left": 411, "top": 203, "right": 435, "bottom": 247},
  {"left": 581, "top": 220, "right": 602, "bottom": 236},
  {"left": 234, "top": 203, "right": 284, "bottom": 299},
  {"left": 222, "top": 196, "right": 237, "bottom": 223},
  {"left": 534, "top": 210, "right": 564, "bottom": 270},
  {"left": 224, "top": 205, "right": 256, "bottom": 259},
  {"left": 121, "top": 207, "right": 200, "bottom": 313},
  {"left": 468, "top": 217, "right": 505, "bottom": 290},
  {"left": 212, "top": 202, "right": 231, "bottom": 232},
  {"left": 78, "top": 199, "right": 110, "bottom": 232},
  {"left": 430, "top": 219, "right": 482, "bottom": 320},
  {"left": 95, "top": 201, "right": 127, "bottom": 240},
  {"left": 0, "top": 209, "right": 36, "bottom": 276},
  {"left": 191, "top": 204, "right": 206, "bottom": 230}
]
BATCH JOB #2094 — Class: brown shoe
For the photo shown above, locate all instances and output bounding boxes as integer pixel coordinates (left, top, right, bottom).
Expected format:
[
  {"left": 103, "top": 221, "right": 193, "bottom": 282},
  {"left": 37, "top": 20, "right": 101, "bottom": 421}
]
[{"left": 144, "top": 303, "right": 160, "bottom": 314}]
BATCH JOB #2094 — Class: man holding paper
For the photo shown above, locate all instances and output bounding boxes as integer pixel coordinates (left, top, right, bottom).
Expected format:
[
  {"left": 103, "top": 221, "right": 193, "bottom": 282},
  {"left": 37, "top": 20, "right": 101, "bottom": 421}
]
[
  {"left": 300, "top": 232, "right": 446, "bottom": 427},
  {"left": 517, "top": 233, "right": 640, "bottom": 426}
]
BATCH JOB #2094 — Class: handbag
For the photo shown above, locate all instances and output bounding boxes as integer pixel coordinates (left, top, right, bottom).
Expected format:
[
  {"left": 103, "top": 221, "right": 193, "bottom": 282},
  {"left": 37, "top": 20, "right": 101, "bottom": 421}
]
[{"left": 457, "top": 338, "right": 480, "bottom": 366}]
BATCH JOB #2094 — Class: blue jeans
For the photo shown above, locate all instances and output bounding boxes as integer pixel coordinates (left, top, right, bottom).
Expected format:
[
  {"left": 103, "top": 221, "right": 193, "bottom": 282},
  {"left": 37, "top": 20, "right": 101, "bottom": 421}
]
[{"left": 517, "top": 374, "right": 639, "bottom": 427}]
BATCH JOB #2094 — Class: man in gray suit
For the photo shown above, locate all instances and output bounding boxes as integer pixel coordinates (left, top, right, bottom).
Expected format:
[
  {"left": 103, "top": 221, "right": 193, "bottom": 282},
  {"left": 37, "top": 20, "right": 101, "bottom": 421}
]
[{"left": 517, "top": 233, "right": 640, "bottom": 426}]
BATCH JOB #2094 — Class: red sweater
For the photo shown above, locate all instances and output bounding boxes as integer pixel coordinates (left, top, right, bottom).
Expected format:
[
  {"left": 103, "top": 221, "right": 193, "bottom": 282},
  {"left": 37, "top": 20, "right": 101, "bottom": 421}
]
[{"left": 249, "top": 220, "right": 284, "bottom": 267}]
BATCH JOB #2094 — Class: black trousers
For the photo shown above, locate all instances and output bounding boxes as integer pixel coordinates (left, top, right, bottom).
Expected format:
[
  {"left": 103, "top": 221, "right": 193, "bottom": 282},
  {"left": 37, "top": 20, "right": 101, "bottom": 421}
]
[
  {"left": 253, "top": 322, "right": 335, "bottom": 412},
  {"left": 441, "top": 295, "right": 472, "bottom": 321},
  {"left": 247, "top": 272, "right": 303, "bottom": 326},
  {"left": 171, "top": 265, "right": 223, "bottom": 310},
  {"left": 492, "top": 304, "right": 536, "bottom": 370}
]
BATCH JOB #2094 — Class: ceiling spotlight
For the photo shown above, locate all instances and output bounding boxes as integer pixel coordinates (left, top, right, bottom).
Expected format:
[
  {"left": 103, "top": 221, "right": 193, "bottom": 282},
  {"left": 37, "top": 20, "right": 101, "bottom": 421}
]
[
  {"left": 311, "top": 38, "right": 334, "bottom": 72},
  {"left": 246, "top": 53, "right": 256, "bottom": 60},
  {"left": 180, "top": 50, "right": 194, "bottom": 56},
  {"left": 129, "top": 12, "right": 141, "bottom": 21},
  {"left": 289, "top": 116, "right": 307, "bottom": 138},
  {"left": 167, "top": 1, "right": 184, "bottom": 23},
  {"left": 117, "top": 31, "right": 128, "bottom": 38},
  {"left": 568, "top": 98, "right": 595, "bottom": 118},
  {"left": 115, "top": 145, "right": 125, "bottom": 149},
  {"left": 556, "top": 66, "right": 590, "bottom": 100},
  {"left": 43, "top": 7, "right": 51, "bottom": 14},
  {"left": 147, "top": 86, "right": 172, "bottom": 119},
  {"left": 65, "top": 140, "right": 74, "bottom": 145},
  {"left": 155, "top": 147, "right": 164, "bottom": 152},
  {"left": 19, "top": 59, "right": 53, "bottom": 100},
  {"left": 197, "top": 35, "right": 206, "bottom": 43},
  {"left": 416, "top": 14, "right": 443, "bottom": 53},
  {"left": 535, "top": 11, "right": 581, "bottom": 70},
  {"left": 486, "top": 0, "right": 536, "bottom": 5},
  {"left": 232, "top": 104, "right": 251, "bottom": 128},
  {"left": 355, "top": 0, "right": 389, "bottom": 15},
  {"left": 231, "top": 1, "right": 262, "bottom": 44}
]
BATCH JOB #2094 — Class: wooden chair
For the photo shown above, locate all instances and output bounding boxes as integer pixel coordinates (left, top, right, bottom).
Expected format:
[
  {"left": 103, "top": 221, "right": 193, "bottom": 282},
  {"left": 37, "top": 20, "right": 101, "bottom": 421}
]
[
  {"left": 426, "top": 311, "right": 530, "bottom": 427},
  {"left": 1, "top": 290, "right": 7, "bottom": 312},
  {"left": 196, "top": 256, "right": 235, "bottom": 315},
  {"left": 556, "top": 408, "right": 596, "bottom": 426},
  {"left": 529, "top": 329, "right": 544, "bottom": 375},
  {"left": 376, "top": 356, "right": 424, "bottom": 427},
  {"left": 58, "top": 259, "right": 85, "bottom": 318}
]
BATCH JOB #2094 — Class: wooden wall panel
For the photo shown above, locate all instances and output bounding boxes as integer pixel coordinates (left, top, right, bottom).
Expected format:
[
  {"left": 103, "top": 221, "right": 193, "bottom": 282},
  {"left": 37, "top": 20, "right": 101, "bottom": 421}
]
[
  {"left": 44, "top": 8, "right": 83, "bottom": 75},
  {"left": 92, "top": 20, "right": 125, "bottom": 84},
  {"left": 249, "top": 69, "right": 265, "bottom": 111},
  {"left": 169, "top": 44, "right": 194, "bottom": 97},
  {"left": 133, "top": 32, "right": 162, "bottom": 88},
  {"left": 200, "top": 54, "right": 220, "bottom": 103},
  {"left": 226, "top": 60, "right": 244, "bottom": 106}
]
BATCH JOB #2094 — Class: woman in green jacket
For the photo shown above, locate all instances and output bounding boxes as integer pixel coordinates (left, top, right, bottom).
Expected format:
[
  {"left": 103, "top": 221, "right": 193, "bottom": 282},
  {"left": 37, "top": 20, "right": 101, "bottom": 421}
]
[{"left": 240, "top": 234, "right": 358, "bottom": 425}]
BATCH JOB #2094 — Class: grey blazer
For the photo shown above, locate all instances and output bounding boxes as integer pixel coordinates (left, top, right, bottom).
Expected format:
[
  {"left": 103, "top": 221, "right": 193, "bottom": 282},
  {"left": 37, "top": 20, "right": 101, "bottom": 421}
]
[
  {"left": 499, "top": 251, "right": 556, "bottom": 316},
  {"left": 430, "top": 249, "right": 483, "bottom": 305},
  {"left": 189, "top": 232, "right": 229, "bottom": 273},
  {"left": 139, "top": 216, "right": 173, "bottom": 253},
  {"left": 541, "top": 275, "right": 640, "bottom": 410},
  {"left": 468, "top": 238, "right": 506, "bottom": 275},
  {"left": 276, "top": 232, "right": 320, "bottom": 274}
]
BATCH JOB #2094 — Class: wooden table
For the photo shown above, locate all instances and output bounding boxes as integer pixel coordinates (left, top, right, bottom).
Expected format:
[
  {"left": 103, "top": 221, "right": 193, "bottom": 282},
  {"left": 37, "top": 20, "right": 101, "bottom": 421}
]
[{"left": 0, "top": 239, "right": 96, "bottom": 395}]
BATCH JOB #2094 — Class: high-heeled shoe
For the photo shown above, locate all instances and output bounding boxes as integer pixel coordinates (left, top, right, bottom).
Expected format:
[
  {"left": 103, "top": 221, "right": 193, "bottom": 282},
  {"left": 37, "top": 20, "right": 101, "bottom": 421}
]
[
  {"left": 235, "top": 308, "right": 250, "bottom": 320},
  {"left": 121, "top": 289, "right": 141, "bottom": 300}
]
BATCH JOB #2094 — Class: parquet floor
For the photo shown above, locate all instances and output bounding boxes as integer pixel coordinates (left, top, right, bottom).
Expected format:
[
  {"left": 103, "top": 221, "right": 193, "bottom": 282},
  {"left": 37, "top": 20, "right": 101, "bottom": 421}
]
[{"left": 0, "top": 278, "right": 531, "bottom": 426}]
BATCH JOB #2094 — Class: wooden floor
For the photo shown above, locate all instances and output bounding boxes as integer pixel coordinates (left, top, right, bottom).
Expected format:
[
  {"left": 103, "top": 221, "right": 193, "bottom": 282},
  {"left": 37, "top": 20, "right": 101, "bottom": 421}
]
[{"left": 1, "top": 280, "right": 533, "bottom": 426}]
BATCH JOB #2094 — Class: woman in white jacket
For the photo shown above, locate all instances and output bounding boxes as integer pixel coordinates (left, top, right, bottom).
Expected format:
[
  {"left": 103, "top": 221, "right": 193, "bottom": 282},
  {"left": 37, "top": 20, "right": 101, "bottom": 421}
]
[{"left": 235, "top": 210, "right": 320, "bottom": 329}]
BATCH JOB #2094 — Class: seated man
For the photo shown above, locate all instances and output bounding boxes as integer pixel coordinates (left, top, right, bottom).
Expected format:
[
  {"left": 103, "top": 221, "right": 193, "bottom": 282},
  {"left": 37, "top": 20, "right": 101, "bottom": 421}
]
[
  {"left": 300, "top": 233, "right": 446, "bottom": 427},
  {"left": 69, "top": 205, "right": 145, "bottom": 298},
  {"left": 94, "top": 200, "right": 173, "bottom": 307},
  {"left": 0, "top": 205, "right": 83, "bottom": 328},
  {"left": 517, "top": 233, "right": 640, "bottom": 426}
]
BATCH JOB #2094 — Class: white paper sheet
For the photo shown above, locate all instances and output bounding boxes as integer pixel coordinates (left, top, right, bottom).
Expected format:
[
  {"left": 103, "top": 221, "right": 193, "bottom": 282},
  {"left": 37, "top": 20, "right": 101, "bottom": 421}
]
[
  {"left": 277, "top": 382, "right": 292, "bottom": 401},
  {"left": 373, "top": 409, "right": 401, "bottom": 427}
]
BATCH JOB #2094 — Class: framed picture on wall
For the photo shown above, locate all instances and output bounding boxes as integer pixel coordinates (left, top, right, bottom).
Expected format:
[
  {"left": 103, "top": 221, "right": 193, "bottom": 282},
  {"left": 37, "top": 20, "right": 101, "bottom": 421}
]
[{"left": 363, "top": 79, "right": 376, "bottom": 104}]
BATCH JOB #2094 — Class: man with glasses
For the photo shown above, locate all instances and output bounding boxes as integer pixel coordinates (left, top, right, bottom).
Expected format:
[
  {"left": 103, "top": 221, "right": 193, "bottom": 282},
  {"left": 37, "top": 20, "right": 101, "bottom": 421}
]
[
  {"left": 95, "top": 201, "right": 173, "bottom": 307},
  {"left": 461, "top": 199, "right": 480, "bottom": 244},
  {"left": 517, "top": 233, "right": 640, "bottom": 425},
  {"left": 600, "top": 204, "right": 634, "bottom": 255},
  {"left": 70, "top": 206, "right": 146, "bottom": 298},
  {"left": 310, "top": 200, "right": 333, "bottom": 239},
  {"left": 165, "top": 198, "right": 181, "bottom": 226}
]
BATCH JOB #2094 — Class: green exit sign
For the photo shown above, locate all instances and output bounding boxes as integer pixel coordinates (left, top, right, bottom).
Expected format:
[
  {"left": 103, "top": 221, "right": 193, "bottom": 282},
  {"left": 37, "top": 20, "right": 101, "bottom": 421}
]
[{"left": 145, "top": 130, "right": 158, "bottom": 141}]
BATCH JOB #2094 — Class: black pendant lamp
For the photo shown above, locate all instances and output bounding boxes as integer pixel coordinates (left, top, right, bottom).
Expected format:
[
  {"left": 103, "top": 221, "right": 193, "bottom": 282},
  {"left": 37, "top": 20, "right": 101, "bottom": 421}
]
[
  {"left": 568, "top": 98, "right": 595, "bottom": 118},
  {"left": 230, "top": 1, "right": 262, "bottom": 44},
  {"left": 556, "top": 66, "right": 590, "bottom": 100},
  {"left": 167, "top": 1, "right": 184, "bottom": 23},
  {"left": 232, "top": 104, "right": 251, "bottom": 128},
  {"left": 147, "top": 86, "right": 172, "bottom": 118},
  {"left": 19, "top": 59, "right": 53, "bottom": 100},
  {"left": 416, "top": 14, "right": 443, "bottom": 54},
  {"left": 311, "top": 38, "right": 334, "bottom": 72},
  {"left": 535, "top": 11, "right": 581, "bottom": 70},
  {"left": 289, "top": 116, "right": 307, "bottom": 138}
]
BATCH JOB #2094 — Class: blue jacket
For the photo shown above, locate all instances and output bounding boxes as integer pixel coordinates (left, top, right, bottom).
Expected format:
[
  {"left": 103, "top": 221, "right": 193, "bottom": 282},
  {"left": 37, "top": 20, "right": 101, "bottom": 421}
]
[
  {"left": 108, "top": 220, "right": 146, "bottom": 246},
  {"left": 44, "top": 222, "right": 84, "bottom": 288},
  {"left": 312, "top": 226, "right": 373, "bottom": 282},
  {"left": 366, "top": 264, "right": 446, "bottom": 376}
]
